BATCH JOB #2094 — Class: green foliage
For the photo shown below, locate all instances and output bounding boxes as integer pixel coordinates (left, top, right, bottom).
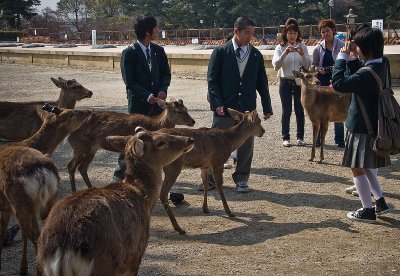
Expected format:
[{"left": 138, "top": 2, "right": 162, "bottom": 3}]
[{"left": 0, "top": 0, "right": 40, "bottom": 28}]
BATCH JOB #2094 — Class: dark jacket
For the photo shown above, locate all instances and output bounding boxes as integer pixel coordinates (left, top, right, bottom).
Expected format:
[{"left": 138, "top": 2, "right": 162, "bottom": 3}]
[
  {"left": 207, "top": 40, "right": 273, "bottom": 116},
  {"left": 332, "top": 58, "right": 388, "bottom": 134},
  {"left": 121, "top": 42, "right": 171, "bottom": 115}
]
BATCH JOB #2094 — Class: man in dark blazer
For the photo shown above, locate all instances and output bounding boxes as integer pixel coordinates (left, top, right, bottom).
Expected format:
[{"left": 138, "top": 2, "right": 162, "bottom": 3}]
[
  {"left": 113, "top": 16, "right": 171, "bottom": 181},
  {"left": 207, "top": 16, "right": 273, "bottom": 193}
]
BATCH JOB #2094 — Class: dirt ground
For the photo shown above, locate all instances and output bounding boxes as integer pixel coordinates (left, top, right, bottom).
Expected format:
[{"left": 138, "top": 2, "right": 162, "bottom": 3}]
[{"left": 0, "top": 62, "right": 399, "bottom": 276}]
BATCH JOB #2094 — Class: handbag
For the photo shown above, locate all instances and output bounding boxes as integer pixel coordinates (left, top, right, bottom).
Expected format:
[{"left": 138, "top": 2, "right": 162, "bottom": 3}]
[{"left": 356, "top": 65, "right": 400, "bottom": 157}]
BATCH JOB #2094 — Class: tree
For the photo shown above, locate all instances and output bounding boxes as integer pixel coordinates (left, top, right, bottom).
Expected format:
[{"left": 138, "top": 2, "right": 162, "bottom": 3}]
[
  {"left": 0, "top": 0, "right": 40, "bottom": 29},
  {"left": 57, "top": 0, "right": 90, "bottom": 32}
]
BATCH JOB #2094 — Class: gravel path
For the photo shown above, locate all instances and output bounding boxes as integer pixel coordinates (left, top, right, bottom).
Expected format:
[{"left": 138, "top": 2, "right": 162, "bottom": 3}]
[{"left": 0, "top": 62, "right": 399, "bottom": 275}]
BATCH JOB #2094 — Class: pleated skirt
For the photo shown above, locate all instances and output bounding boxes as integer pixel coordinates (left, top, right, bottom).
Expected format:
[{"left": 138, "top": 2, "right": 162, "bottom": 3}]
[{"left": 342, "top": 131, "right": 391, "bottom": 168}]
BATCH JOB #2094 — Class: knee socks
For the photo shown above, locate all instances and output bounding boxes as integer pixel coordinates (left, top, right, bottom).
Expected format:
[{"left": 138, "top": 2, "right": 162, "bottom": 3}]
[
  {"left": 353, "top": 175, "right": 373, "bottom": 208},
  {"left": 365, "top": 168, "right": 383, "bottom": 200}
]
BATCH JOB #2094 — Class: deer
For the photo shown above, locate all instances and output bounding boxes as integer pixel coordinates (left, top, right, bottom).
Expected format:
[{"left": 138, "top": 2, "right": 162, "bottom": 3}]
[
  {"left": 0, "top": 77, "right": 93, "bottom": 141},
  {"left": 0, "top": 105, "right": 92, "bottom": 275},
  {"left": 158, "top": 108, "right": 265, "bottom": 234},
  {"left": 67, "top": 98, "right": 195, "bottom": 192},
  {"left": 292, "top": 68, "right": 351, "bottom": 163},
  {"left": 37, "top": 128, "right": 194, "bottom": 276}
]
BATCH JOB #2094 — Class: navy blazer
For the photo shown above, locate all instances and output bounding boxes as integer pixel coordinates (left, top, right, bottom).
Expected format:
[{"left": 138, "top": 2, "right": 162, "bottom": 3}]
[
  {"left": 120, "top": 42, "right": 171, "bottom": 114},
  {"left": 332, "top": 58, "right": 388, "bottom": 134},
  {"left": 207, "top": 40, "right": 273, "bottom": 116}
]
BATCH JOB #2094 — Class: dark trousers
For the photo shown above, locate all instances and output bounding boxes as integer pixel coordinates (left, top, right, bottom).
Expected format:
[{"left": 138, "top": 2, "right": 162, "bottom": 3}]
[
  {"left": 208, "top": 115, "right": 254, "bottom": 184},
  {"left": 279, "top": 78, "right": 304, "bottom": 141}
]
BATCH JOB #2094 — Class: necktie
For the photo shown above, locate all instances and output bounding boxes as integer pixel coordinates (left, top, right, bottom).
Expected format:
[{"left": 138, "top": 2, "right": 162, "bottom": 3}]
[
  {"left": 145, "top": 47, "right": 151, "bottom": 65},
  {"left": 235, "top": 48, "right": 241, "bottom": 59}
]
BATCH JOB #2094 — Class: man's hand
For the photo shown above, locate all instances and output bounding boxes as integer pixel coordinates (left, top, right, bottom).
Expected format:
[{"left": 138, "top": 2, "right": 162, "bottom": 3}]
[
  {"left": 158, "top": 91, "right": 167, "bottom": 100},
  {"left": 263, "top": 113, "right": 272, "bottom": 120},
  {"left": 148, "top": 95, "right": 157, "bottom": 104},
  {"left": 216, "top": 106, "right": 225, "bottom": 116}
]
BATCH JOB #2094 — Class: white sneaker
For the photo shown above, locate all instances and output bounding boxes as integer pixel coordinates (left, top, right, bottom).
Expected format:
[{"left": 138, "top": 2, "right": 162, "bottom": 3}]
[
  {"left": 283, "top": 140, "right": 291, "bottom": 147},
  {"left": 223, "top": 162, "right": 232, "bottom": 169},
  {"left": 345, "top": 185, "right": 357, "bottom": 194},
  {"left": 297, "top": 139, "right": 306, "bottom": 146}
]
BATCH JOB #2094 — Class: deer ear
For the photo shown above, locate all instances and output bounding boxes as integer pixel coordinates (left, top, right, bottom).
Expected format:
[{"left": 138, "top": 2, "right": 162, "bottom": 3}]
[
  {"left": 133, "top": 139, "right": 145, "bottom": 156},
  {"left": 227, "top": 108, "right": 244, "bottom": 121},
  {"left": 292, "top": 70, "right": 303, "bottom": 79},
  {"left": 156, "top": 98, "right": 168, "bottom": 109},
  {"left": 105, "top": 136, "right": 131, "bottom": 152},
  {"left": 51, "top": 77, "right": 62, "bottom": 88},
  {"left": 178, "top": 99, "right": 183, "bottom": 105},
  {"left": 135, "top": 126, "right": 145, "bottom": 133},
  {"left": 251, "top": 109, "right": 259, "bottom": 121}
]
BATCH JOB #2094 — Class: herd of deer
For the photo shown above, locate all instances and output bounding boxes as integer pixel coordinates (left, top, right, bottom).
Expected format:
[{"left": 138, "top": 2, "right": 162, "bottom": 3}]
[{"left": 0, "top": 68, "right": 351, "bottom": 275}]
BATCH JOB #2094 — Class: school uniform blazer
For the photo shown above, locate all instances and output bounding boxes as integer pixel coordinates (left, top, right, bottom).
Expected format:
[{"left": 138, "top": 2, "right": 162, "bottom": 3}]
[
  {"left": 120, "top": 42, "right": 171, "bottom": 114},
  {"left": 207, "top": 40, "right": 273, "bottom": 116},
  {"left": 332, "top": 58, "right": 387, "bottom": 134}
]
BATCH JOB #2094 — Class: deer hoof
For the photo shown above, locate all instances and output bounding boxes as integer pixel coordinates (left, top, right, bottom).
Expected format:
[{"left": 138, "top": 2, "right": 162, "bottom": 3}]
[
  {"left": 318, "top": 160, "right": 323, "bottom": 164},
  {"left": 308, "top": 158, "right": 314, "bottom": 162},
  {"left": 177, "top": 229, "right": 186, "bottom": 235},
  {"left": 228, "top": 213, "right": 235, "bottom": 218},
  {"left": 202, "top": 207, "right": 210, "bottom": 213}
]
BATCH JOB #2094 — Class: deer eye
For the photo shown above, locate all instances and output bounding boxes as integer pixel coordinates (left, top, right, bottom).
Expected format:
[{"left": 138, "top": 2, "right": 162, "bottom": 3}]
[{"left": 156, "top": 141, "right": 166, "bottom": 147}]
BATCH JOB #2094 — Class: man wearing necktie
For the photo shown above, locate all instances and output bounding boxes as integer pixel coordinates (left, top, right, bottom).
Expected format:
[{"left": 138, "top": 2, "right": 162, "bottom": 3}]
[
  {"left": 113, "top": 16, "right": 171, "bottom": 181},
  {"left": 207, "top": 16, "right": 273, "bottom": 193}
]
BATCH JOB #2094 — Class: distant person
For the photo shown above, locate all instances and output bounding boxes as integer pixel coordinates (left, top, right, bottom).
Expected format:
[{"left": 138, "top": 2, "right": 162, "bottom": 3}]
[
  {"left": 112, "top": 15, "right": 171, "bottom": 181},
  {"left": 207, "top": 16, "right": 273, "bottom": 193},
  {"left": 272, "top": 18, "right": 310, "bottom": 147},
  {"left": 332, "top": 25, "right": 391, "bottom": 223},
  {"left": 312, "top": 19, "right": 345, "bottom": 148}
]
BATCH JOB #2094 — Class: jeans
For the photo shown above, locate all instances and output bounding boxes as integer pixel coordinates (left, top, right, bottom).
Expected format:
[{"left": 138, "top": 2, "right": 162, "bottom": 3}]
[{"left": 279, "top": 78, "right": 304, "bottom": 141}]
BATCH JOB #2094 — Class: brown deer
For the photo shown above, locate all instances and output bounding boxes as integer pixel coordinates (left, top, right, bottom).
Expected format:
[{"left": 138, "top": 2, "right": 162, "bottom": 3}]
[
  {"left": 0, "top": 77, "right": 93, "bottom": 141},
  {"left": 37, "top": 129, "right": 194, "bottom": 275},
  {"left": 0, "top": 106, "right": 92, "bottom": 275},
  {"left": 67, "top": 98, "right": 195, "bottom": 192},
  {"left": 159, "top": 109, "right": 265, "bottom": 234},
  {"left": 292, "top": 69, "right": 351, "bottom": 163}
]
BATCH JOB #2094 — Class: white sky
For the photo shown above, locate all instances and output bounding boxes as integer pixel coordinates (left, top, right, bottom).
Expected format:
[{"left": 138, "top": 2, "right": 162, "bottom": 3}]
[{"left": 37, "top": 0, "right": 57, "bottom": 11}]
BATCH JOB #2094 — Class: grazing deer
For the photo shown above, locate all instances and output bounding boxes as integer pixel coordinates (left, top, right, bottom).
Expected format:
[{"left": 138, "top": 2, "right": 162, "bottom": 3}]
[
  {"left": 67, "top": 99, "right": 195, "bottom": 192},
  {"left": 37, "top": 128, "right": 194, "bottom": 276},
  {"left": 0, "top": 77, "right": 93, "bottom": 141},
  {"left": 292, "top": 69, "right": 351, "bottom": 163},
  {"left": 159, "top": 109, "right": 265, "bottom": 234},
  {"left": 0, "top": 105, "right": 92, "bottom": 275}
]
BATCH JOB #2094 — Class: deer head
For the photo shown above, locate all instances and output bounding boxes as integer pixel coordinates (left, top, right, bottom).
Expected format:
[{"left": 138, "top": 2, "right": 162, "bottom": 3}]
[
  {"left": 51, "top": 77, "right": 93, "bottom": 100},
  {"left": 228, "top": 108, "right": 265, "bottom": 137},
  {"left": 156, "top": 99, "right": 196, "bottom": 127},
  {"left": 293, "top": 70, "right": 321, "bottom": 86}
]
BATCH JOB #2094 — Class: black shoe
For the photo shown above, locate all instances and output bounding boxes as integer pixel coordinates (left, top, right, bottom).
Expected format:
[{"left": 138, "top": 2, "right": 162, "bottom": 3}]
[
  {"left": 3, "top": 224, "right": 20, "bottom": 246},
  {"left": 169, "top": 192, "right": 184, "bottom": 205},
  {"left": 336, "top": 143, "right": 345, "bottom": 148},
  {"left": 347, "top": 207, "right": 376, "bottom": 223},
  {"left": 374, "top": 197, "right": 390, "bottom": 216}
]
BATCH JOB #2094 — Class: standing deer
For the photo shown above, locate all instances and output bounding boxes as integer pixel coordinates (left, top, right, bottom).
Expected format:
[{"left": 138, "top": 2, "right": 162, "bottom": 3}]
[
  {"left": 292, "top": 69, "right": 351, "bottom": 163},
  {"left": 0, "top": 105, "right": 92, "bottom": 275},
  {"left": 67, "top": 99, "right": 195, "bottom": 192},
  {"left": 159, "top": 109, "right": 265, "bottom": 234},
  {"left": 0, "top": 77, "right": 93, "bottom": 141},
  {"left": 37, "top": 129, "right": 194, "bottom": 275}
]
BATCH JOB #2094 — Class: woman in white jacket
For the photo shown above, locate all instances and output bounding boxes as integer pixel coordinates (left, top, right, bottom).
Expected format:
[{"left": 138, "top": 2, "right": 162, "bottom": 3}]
[{"left": 272, "top": 18, "right": 310, "bottom": 147}]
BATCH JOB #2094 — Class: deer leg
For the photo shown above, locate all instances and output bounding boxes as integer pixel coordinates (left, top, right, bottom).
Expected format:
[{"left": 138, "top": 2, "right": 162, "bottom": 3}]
[
  {"left": 310, "top": 123, "right": 320, "bottom": 162},
  {"left": 0, "top": 211, "right": 11, "bottom": 271},
  {"left": 17, "top": 217, "right": 30, "bottom": 275},
  {"left": 67, "top": 154, "right": 81, "bottom": 192},
  {"left": 201, "top": 169, "right": 210, "bottom": 214},
  {"left": 319, "top": 122, "right": 329, "bottom": 163},
  {"left": 211, "top": 166, "right": 234, "bottom": 217},
  {"left": 161, "top": 163, "right": 186, "bottom": 234},
  {"left": 77, "top": 151, "right": 97, "bottom": 189}
]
